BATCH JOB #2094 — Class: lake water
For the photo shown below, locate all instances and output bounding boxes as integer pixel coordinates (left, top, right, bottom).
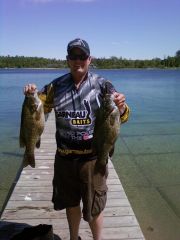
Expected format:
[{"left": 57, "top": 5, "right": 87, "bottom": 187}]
[{"left": 0, "top": 68, "right": 180, "bottom": 239}]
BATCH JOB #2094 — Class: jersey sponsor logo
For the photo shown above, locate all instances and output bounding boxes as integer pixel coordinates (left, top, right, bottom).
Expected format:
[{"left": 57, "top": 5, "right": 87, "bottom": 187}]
[
  {"left": 56, "top": 99, "right": 92, "bottom": 125},
  {"left": 59, "top": 129, "right": 93, "bottom": 141},
  {"left": 57, "top": 148, "right": 93, "bottom": 155}
]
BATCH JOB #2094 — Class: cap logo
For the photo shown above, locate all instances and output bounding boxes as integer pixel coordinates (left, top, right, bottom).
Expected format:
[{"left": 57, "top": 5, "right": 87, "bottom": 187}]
[
  {"left": 70, "top": 39, "right": 85, "bottom": 47},
  {"left": 79, "top": 39, "right": 86, "bottom": 47}
]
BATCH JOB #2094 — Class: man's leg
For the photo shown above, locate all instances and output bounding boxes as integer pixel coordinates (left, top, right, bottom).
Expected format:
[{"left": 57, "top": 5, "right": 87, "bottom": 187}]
[
  {"left": 66, "top": 205, "right": 82, "bottom": 240},
  {"left": 89, "top": 211, "right": 103, "bottom": 240}
]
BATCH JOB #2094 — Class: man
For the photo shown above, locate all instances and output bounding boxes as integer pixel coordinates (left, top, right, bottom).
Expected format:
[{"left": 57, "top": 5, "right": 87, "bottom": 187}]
[{"left": 24, "top": 38, "right": 130, "bottom": 240}]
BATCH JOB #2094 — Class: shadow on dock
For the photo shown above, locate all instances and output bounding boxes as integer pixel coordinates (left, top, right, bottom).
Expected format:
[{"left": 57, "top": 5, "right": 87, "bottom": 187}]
[{"left": 0, "top": 221, "right": 61, "bottom": 240}]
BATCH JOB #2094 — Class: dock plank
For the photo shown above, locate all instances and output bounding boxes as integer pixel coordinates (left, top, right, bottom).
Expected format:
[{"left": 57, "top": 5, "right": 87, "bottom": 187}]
[{"left": 0, "top": 113, "right": 145, "bottom": 239}]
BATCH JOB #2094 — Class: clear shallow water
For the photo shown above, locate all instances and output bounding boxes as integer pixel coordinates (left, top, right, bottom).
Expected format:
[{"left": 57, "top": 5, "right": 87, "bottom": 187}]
[
  {"left": 0, "top": 68, "right": 180, "bottom": 239},
  {"left": 0, "top": 69, "right": 69, "bottom": 213}
]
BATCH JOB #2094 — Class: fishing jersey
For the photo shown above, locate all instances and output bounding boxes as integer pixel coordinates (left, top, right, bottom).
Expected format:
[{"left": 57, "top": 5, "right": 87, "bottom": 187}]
[{"left": 38, "top": 72, "right": 129, "bottom": 160}]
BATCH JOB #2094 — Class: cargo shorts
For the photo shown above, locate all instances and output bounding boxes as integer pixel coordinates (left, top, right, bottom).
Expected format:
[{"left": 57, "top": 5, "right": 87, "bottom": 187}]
[{"left": 52, "top": 152, "right": 108, "bottom": 222}]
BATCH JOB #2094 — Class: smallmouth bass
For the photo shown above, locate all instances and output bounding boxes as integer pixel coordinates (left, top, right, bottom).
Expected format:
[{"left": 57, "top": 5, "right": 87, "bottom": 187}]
[
  {"left": 19, "top": 91, "right": 45, "bottom": 168},
  {"left": 93, "top": 85, "right": 120, "bottom": 174}
]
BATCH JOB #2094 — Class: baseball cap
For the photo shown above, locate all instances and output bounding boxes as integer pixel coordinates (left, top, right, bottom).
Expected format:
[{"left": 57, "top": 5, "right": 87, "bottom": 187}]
[{"left": 67, "top": 38, "right": 90, "bottom": 56}]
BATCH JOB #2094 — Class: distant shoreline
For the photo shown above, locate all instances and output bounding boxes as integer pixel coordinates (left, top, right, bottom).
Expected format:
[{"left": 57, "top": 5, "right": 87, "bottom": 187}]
[
  {"left": 1, "top": 55, "right": 180, "bottom": 69},
  {"left": 1, "top": 67, "right": 180, "bottom": 70}
]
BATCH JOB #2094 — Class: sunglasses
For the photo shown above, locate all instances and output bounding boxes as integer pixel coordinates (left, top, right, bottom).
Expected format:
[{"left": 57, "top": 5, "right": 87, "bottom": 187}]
[{"left": 68, "top": 54, "right": 89, "bottom": 61}]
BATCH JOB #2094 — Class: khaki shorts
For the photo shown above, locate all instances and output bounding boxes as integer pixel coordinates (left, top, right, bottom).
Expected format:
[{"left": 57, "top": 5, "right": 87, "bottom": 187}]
[{"left": 52, "top": 152, "right": 108, "bottom": 222}]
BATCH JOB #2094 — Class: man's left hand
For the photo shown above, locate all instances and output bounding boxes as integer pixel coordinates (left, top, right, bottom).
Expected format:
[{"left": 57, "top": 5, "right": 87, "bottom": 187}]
[{"left": 113, "top": 92, "right": 126, "bottom": 115}]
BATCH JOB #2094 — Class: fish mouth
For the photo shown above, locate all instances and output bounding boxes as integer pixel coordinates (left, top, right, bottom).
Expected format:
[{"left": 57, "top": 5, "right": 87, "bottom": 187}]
[
  {"left": 26, "top": 93, "right": 34, "bottom": 97},
  {"left": 26, "top": 90, "right": 38, "bottom": 97}
]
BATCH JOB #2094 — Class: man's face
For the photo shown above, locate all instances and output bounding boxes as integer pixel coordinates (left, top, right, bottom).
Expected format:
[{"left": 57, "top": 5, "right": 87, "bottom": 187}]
[{"left": 67, "top": 47, "right": 91, "bottom": 78}]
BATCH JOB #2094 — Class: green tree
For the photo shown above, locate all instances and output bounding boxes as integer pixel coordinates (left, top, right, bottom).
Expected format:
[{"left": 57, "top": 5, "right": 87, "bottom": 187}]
[{"left": 175, "top": 50, "right": 180, "bottom": 58}]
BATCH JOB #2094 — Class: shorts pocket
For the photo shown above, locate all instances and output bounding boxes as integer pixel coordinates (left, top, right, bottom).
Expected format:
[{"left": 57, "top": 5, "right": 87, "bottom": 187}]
[{"left": 91, "top": 190, "right": 107, "bottom": 217}]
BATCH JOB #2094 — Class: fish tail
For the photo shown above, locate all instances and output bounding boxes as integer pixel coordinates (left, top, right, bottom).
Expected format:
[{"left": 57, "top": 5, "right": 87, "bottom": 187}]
[
  {"left": 36, "top": 138, "right": 41, "bottom": 148},
  {"left": 23, "top": 151, "right": 35, "bottom": 168},
  {"left": 94, "top": 160, "right": 107, "bottom": 176}
]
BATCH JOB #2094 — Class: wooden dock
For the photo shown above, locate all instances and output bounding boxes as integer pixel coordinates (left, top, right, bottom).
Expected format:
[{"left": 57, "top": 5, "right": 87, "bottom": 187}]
[{"left": 0, "top": 113, "right": 145, "bottom": 240}]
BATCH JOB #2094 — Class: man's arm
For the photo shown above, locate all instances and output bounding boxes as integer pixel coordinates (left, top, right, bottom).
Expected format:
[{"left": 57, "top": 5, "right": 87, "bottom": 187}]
[
  {"left": 113, "top": 92, "right": 130, "bottom": 123},
  {"left": 119, "top": 104, "right": 130, "bottom": 123},
  {"left": 38, "top": 83, "right": 54, "bottom": 114},
  {"left": 24, "top": 83, "right": 54, "bottom": 114}
]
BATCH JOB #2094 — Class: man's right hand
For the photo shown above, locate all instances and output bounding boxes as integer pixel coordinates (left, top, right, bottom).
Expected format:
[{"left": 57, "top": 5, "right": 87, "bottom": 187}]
[{"left": 24, "top": 84, "right": 37, "bottom": 95}]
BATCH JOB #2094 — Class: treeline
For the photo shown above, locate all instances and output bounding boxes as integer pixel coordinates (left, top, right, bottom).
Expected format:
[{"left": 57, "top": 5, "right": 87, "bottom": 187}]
[
  {"left": 0, "top": 51, "right": 180, "bottom": 69},
  {"left": 92, "top": 55, "right": 180, "bottom": 69},
  {"left": 0, "top": 56, "right": 67, "bottom": 69}
]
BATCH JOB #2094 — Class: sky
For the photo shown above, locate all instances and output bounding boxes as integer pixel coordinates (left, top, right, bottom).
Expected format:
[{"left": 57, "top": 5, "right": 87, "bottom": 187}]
[{"left": 1, "top": 0, "right": 180, "bottom": 60}]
